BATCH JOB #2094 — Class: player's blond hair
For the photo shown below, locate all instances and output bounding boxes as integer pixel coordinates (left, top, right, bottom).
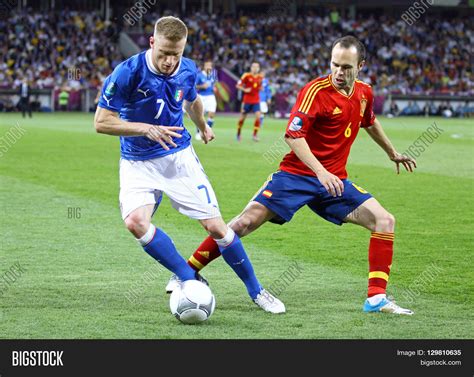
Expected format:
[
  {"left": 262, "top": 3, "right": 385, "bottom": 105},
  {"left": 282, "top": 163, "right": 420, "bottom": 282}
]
[{"left": 154, "top": 16, "right": 188, "bottom": 42}]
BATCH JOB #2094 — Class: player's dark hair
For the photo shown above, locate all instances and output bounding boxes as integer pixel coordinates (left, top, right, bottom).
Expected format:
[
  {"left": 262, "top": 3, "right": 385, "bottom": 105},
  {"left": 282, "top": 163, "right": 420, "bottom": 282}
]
[
  {"left": 332, "top": 35, "right": 366, "bottom": 64},
  {"left": 154, "top": 16, "right": 188, "bottom": 42}
]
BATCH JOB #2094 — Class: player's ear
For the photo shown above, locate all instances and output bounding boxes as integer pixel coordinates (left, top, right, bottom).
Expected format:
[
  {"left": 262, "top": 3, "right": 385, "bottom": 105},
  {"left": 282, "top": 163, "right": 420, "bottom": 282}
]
[
  {"left": 358, "top": 60, "right": 366, "bottom": 72},
  {"left": 149, "top": 36, "right": 154, "bottom": 48}
]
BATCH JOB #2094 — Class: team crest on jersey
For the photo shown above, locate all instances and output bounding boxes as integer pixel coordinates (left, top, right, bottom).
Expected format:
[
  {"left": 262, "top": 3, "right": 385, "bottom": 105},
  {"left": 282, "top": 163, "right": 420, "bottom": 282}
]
[
  {"left": 289, "top": 116, "right": 303, "bottom": 131},
  {"left": 360, "top": 97, "right": 367, "bottom": 117},
  {"left": 105, "top": 82, "right": 116, "bottom": 97},
  {"left": 174, "top": 89, "right": 184, "bottom": 102}
]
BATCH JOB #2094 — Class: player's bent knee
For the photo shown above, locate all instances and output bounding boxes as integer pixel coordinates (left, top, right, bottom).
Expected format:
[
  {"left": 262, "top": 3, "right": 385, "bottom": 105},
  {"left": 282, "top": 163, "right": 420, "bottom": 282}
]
[
  {"left": 201, "top": 218, "right": 228, "bottom": 239},
  {"left": 375, "top": 212, "right": 396, "bottom": 232},
  {"left": 124, "top": 214, "right": 150, "bottom": 238}
]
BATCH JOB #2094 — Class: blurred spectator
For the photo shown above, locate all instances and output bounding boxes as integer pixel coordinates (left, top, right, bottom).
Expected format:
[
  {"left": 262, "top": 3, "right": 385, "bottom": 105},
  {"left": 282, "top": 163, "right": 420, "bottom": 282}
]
[
  {"left": 423, "top": 101, "right": 437, "bottom": 117},
  {"left": 58, "top": 88, "right": 70, "bottom": 111},
  {"left": 0, "top": 96, "right": 15, "bottom": 112},
  {"left": 400, "top": 101, "right": 422, "bottom": 116},
  {"left": 386, "top": 100, "right": 399, "bottom": 117},
  {"left": 455, "top": 101, "right": 471, "bottom": 118},
  {"left": 440, "top": 101, "right": 454, "bottom": 118},
  {"left": 18, "top": 78, "right": 32, "bottom": 118},
  {"left": 31, "top": 95, "right": 41, "bottom": 112}
]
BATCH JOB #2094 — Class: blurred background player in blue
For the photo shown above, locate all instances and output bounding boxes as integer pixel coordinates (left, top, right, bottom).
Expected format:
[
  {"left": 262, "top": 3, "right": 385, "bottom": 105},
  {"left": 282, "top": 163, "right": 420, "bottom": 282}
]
[
  {"left": 259, "top": 70, "right": 272, "bottom": 128},
  {"left": 195, "top": 60, "right": 217, "bottom": 141}
]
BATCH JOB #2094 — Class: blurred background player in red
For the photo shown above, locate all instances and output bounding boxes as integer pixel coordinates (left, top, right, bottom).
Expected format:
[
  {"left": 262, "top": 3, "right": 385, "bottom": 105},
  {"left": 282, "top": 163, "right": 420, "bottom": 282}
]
[{"left": 235, "top": 61, "right": 262, "bottom": 142}]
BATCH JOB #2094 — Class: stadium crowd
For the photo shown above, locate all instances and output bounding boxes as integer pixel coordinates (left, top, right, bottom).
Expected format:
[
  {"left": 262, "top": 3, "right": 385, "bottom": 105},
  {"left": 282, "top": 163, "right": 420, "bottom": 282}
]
[
  {"left": 0, "top": 8, "right": 472, "bottom": 114},
  {"left": 138, "top": 10, "right": 473, "bottom": 97},
  {"left": 0, "top": 10, "right": 122, "bottom": 90}
]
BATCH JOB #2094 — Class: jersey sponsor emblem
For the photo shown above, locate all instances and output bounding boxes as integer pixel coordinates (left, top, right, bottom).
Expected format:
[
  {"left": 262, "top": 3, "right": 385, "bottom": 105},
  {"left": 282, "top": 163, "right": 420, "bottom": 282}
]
[
  {"left": 137, "top": 88, "right": 150, "bottom": 97},
  {"left": 333, "top": 106, "right": 342, "bottom": 115},
  {"left": 360, "top": 97, "right": 367, "bottom": 117},
  {"left": 262, "top": 190, "right": 273, "bottom": 198},
  {"left": 102, "top": 94, "right": 111, "bottom": 107},
  {"left": 105, "top": 82, "right": 116, "bottom": 97},
  {"left": 289, "top": 116, "right": 303, "bottom": 131},
  {"left": 174, "top": 89, "right": 184, "bottom": 102}
]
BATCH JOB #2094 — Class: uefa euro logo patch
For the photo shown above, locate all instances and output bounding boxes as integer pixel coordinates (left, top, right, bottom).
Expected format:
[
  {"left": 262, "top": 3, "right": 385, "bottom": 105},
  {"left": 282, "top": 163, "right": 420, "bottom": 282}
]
[
  {"left": 289, "top": 116, "right": 303, "bottom": 131},
  {"left": 105, "top": 82, "right": 116, "bottom": 97},
  {"left": 174, "top": 89, "right": 184, "bottom": 102}
]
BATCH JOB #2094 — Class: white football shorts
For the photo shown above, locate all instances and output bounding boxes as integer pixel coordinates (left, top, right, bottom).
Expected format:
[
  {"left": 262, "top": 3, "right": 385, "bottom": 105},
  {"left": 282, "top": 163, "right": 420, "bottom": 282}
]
[
  {"left": 200, "top": 94, "right": 217, "bottom": 114},
  {"left": 119, "top": 145, "right": 221, "bottom": 220},
  {"left": 260, "top": 101, "right": 269, "bottom": 114}
]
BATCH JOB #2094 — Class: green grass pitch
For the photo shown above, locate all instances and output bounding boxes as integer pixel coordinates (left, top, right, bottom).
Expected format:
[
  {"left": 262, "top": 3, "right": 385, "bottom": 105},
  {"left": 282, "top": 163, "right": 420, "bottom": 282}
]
[{"left": 0, "top": 112, "right": 472, "bottom": 339}]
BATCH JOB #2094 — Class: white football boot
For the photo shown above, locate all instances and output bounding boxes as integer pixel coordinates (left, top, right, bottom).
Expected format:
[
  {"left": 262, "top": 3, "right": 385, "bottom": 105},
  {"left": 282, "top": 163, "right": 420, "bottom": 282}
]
[
  {"left": 165, "top": 274, "right": 181, "bottom": 294},
  {"left": 254, "top": 289, "right": 286, "bottom": 314},
  {"left": 363, "top": 295, "right": 414, "bottom": 315},
  {"left": 165, "top": 273, "right": 209, "bottom": 294}
]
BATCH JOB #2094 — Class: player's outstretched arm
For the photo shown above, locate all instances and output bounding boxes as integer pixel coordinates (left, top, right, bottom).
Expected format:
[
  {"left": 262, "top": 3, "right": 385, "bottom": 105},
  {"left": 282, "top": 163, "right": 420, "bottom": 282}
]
[
  {"left": 285, "top": 137, "right": 344, "bottom": 197},
  {"left": 183, "top": 97, "right": 214, "bottom": 144},
  {"left": 364, "top": 118, "right": 417, "bottom": 174},
  {"left": 94, "top": 106, "right": 183, "bottom": 150}
]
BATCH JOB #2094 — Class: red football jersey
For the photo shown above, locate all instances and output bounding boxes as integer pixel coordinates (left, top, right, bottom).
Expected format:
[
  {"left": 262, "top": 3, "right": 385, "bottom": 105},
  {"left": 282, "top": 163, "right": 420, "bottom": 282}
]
[
  {"left": 238, "top": 73, "right": 262, "bottom": 104},
  {"left": 280, "top": 74, "right": 375, "bottom": 179}
]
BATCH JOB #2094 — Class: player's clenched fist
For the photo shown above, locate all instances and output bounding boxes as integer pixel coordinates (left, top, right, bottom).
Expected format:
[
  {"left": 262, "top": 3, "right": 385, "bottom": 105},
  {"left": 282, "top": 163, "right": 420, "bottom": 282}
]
[{"left": 145, "top": 125, "right": 183, "bottom": 151}]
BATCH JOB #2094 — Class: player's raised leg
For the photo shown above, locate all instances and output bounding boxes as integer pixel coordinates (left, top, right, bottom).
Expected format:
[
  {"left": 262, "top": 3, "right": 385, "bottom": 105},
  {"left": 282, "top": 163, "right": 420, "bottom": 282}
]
[
  {"left": 124, "top": 204, "right": 197, "bottom": 282},
  {"left": 186, "top": 201, "right": 274, "bottom": 275},
  {"left": 345, "top": 198, "right": 413, "bottom": 315}
]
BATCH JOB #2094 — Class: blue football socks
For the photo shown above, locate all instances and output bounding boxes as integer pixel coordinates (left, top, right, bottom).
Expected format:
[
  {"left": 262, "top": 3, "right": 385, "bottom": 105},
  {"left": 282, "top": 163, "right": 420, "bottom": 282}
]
[
  {"left": 137, "top": 225, "right": 196, "bottom": 281},
  {"left": 215, "top": 229, "right": 262, "bottom": 299}
]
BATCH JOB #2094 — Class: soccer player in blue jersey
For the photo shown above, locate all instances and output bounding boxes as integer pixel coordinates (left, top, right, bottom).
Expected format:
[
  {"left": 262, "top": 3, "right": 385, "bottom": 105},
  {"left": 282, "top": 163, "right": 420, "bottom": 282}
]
[
  {"left": 259, "top": 71, "right": 272, "bottom": 128},
  {"left": 93, "top": 16, "right": 284, "bottom": 314},
  {"left": 194, "top": 60, "right": 217, "bottom": 141}
]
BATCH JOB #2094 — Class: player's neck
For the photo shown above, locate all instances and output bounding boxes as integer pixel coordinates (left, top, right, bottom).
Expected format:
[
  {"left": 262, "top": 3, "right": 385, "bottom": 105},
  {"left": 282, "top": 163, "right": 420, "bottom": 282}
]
[
  {"left": 340, "top": 84, "right": 354, "bottom": 96},
  {"left": 154, "top": 62, "right": 179, "bottom": 76}
]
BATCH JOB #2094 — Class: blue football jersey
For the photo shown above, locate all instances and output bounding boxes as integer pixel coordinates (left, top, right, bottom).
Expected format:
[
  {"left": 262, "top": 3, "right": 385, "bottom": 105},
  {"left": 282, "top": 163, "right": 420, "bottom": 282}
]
[
  {"left": 98, "top": 50, "right": 199, "bottom": 160},
  {"left": 196, "top": 70, "right": 216, "bottom": 96},
  {"left": 259, "top": 78, "right": 272, "bottom": 102}
]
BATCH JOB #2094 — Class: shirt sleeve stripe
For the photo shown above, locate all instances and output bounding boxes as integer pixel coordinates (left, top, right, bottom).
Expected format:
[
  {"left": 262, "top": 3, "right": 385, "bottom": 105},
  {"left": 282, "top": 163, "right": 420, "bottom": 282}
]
[
  {"left": 299, "top": 82, "right": 331, "bottom": 114},
  {"left": 298, "top": 79, "right": 328, "bottom": 113},
  {"left": 298, "top": 80, "right": 329, "bottom": 113}
]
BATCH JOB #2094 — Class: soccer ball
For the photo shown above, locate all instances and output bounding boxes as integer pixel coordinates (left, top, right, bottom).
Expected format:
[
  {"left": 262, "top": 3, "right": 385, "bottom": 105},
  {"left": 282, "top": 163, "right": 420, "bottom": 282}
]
[{"left": 169, "top": 280, "right": 215, "bottom": 324}]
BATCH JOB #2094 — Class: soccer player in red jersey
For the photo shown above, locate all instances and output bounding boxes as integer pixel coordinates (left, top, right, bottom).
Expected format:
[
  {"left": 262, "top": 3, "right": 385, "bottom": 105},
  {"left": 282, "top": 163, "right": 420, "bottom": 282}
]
[
  {"left": 169, "top": 36, "right": 417, "bottom": 315},
  {"left": 236, "top": 61, "right": 263, "bottom": 142}
]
